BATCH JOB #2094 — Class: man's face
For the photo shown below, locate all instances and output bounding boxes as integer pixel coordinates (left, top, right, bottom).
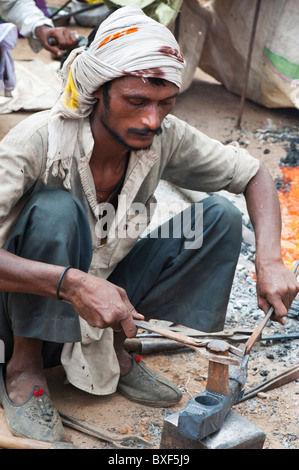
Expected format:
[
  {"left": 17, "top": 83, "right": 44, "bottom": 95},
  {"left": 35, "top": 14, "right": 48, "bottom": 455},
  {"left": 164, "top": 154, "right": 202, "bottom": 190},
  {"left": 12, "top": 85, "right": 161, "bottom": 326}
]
[{"left": 93, "top": 76, "right": 179, "bottom": 151}]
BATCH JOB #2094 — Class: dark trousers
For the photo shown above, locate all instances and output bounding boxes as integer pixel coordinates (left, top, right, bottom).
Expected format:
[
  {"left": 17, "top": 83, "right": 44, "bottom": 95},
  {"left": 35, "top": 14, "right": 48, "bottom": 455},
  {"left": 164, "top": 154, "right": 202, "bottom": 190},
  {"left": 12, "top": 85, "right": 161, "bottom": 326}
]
[{"left": 0, "top": 190, "right": 242, "bottom": 365}]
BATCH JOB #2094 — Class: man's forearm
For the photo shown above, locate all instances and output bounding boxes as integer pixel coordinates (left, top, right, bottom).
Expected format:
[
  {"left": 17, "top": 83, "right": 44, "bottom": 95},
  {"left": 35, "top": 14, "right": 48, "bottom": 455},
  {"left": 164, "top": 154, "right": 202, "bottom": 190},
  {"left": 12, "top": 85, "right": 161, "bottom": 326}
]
[
  {"left": 0, "top": 248, "right": 141, "bottom": 337},
  {"left": 244, "top": 163, "right": 299, "bottom": 322},
  {"left": 244, "top": 163, "right": 282, "bottom": 268},
  {"left": 0, "top": 249, "right": 64, "bottom": 298}
]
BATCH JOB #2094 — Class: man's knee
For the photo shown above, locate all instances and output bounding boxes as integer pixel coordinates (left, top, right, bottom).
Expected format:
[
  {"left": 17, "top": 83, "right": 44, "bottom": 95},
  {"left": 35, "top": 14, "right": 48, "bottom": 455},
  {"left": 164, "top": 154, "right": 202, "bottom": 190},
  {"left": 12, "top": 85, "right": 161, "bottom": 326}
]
[
  {"left": 23, "top": 190, "right": 88, "bottom": 240},
  {"left": 202, "top": 194, "right": 242, "bottom": 233},
  {"left": 28, "top": 190, "right": 82, "bottom": 220},
  {"left": 6, "top": 190, "right": 92, "bottom": 268}
]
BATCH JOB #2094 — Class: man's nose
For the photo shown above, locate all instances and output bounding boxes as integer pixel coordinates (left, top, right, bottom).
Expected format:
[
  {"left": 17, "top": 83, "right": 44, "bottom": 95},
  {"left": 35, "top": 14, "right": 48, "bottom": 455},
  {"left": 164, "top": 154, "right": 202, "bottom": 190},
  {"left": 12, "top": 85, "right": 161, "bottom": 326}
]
[{"left": 141, "top": 104, "right": 160, "bottom": 130}]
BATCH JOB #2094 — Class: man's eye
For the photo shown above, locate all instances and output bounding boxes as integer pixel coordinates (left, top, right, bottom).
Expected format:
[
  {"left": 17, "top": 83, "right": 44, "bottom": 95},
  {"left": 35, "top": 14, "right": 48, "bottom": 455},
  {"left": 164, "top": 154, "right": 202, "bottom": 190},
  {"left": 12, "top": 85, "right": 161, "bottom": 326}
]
[
  {"left": 129, "top": 100, "right": 145, "bottom": 106},
  {"left": 160, "top": 99, "right": 175, "bottom": 106}
]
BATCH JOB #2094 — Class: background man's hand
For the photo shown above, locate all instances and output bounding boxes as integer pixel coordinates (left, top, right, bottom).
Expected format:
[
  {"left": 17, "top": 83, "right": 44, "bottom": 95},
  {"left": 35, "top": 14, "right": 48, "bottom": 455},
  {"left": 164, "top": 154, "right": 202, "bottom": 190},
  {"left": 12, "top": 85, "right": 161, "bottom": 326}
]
[{"left": 35, "top": 25, "right": 78, "bottom": 57}]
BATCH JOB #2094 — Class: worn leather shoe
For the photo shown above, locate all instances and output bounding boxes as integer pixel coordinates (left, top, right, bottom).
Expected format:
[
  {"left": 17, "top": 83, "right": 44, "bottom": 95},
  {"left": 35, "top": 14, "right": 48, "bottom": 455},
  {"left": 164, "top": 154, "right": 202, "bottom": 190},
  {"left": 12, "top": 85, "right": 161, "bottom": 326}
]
[
  {"left": 0, "top": 365, "right": 64, "bottom": 442},
  {"left": 117, "top": 355, "right": 182, "bottom": 407}
]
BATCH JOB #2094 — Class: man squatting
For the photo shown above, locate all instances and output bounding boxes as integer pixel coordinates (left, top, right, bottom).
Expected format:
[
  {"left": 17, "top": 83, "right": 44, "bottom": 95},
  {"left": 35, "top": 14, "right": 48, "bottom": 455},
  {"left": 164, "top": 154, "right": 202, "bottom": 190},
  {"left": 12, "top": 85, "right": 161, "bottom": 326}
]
[{"left": 0, "top": 6, "right": 298, "bottom": 443}]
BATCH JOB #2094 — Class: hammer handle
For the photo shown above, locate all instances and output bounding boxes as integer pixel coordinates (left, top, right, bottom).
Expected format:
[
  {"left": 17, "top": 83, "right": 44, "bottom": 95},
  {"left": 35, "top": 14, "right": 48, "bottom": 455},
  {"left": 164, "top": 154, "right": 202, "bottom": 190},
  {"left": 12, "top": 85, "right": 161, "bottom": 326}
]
[
  {"left": 0, "top": 433, "right": 52, "bottom": 449},
  {"left": 245, "top": 306, "right": 274, "bottom": 355}
]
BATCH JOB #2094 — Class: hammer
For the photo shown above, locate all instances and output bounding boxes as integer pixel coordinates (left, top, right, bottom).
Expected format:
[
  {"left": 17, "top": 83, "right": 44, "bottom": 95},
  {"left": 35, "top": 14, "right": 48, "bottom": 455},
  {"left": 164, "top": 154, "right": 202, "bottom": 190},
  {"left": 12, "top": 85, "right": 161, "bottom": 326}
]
[{"left": 0, "top": 433, "right": 78, "bottom": 449}]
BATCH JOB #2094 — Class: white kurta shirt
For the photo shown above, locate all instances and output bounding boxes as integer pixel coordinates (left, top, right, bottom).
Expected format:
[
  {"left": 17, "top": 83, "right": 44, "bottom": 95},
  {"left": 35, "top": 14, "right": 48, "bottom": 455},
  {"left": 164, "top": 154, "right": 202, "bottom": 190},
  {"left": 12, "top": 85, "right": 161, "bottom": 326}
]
[{"left": 0, "top": 0, "right": 53, "bottom": 50}]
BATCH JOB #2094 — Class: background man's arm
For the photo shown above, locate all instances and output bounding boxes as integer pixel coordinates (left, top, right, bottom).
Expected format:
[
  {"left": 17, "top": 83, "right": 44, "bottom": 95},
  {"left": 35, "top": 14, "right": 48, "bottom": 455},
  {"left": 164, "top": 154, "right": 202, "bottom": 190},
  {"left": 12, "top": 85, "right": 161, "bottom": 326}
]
[{"left": 0, "top": 0, "right": 77, "bottom": 56}]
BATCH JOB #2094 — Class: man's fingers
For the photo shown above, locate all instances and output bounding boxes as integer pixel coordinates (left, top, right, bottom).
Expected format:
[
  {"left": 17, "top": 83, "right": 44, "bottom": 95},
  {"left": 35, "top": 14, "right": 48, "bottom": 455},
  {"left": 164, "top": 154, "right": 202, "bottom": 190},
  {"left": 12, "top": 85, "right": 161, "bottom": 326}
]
[
  {"left": 270, "top": 308, "right": 286, "bottom": 326},
  {"left": 259, "top": 295, "right": 289, "bottom": 325},
  {"left": 50, "top": 29, "right": 78, "bottom": 50},
  {"left": 127, "top": 303, "right": 144, "bottom": 321},
  {"left": 132, "top": 310, "right": 145, "bottom": 320},
  {"left": 47, "top": 44, "right": 62, "bottom": 56},
  {"left": 117, "top": 304, "right": 144, "bottom": 337},
  {"left": 117, "top": 286, "right": 145, "bottom": 320},
  {"left": 120, "top": 316, "right": 137, "bottom": 338}
]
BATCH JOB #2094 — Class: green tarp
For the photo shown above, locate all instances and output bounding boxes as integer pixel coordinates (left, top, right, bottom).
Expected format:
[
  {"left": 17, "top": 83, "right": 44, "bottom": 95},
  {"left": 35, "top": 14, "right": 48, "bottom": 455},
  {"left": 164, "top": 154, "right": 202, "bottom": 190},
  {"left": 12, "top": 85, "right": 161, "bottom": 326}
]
[{"left": 103, "top": 0, "right": 182, "bottom": 26}]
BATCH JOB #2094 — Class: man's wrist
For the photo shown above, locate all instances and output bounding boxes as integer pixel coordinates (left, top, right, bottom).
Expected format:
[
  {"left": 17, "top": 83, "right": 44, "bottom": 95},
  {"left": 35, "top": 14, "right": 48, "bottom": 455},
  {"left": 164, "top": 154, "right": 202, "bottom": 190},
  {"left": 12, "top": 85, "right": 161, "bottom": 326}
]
[
  {"left": 33, "top": 21, "right": 53, "bottom": 39},
  {"left": 255, "top": 252, "right": 284, "bottom": 273}
]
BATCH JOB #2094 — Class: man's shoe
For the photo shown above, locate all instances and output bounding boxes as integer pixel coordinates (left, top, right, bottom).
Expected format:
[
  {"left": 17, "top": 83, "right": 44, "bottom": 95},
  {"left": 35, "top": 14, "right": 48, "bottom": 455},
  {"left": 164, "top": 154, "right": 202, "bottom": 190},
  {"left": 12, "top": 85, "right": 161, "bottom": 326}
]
[
  {"left": 117, "top": 355, "right": 182, "bottom": 407},
  {"left": 0, "top": 365, "right": 64, "bottom": 442}
]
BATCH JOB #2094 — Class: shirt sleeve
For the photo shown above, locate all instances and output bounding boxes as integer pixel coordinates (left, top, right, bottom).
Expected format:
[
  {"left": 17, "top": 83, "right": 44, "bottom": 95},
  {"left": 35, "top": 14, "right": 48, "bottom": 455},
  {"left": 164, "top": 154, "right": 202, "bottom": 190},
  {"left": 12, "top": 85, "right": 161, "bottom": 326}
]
[
  {"left": 159, "top": 115, "right": 260, "bottom": 194},
  {"left": 0, "top": 0, "right": 53, "bottom": 38}
]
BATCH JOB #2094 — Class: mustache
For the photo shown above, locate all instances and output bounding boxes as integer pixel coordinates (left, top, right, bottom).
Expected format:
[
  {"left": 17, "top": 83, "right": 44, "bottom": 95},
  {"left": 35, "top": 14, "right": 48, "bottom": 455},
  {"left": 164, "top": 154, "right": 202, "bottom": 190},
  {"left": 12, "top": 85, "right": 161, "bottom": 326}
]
[{"left": 127, "top": 127, "right": 162, "bottom": 137}]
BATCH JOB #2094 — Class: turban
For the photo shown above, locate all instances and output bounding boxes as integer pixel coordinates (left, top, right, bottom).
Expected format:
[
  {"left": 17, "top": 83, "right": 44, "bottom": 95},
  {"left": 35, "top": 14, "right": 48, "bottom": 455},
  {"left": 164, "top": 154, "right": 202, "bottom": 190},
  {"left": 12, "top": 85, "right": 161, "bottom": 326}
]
[{"left": 45, "top": 5, "right": 185, "bottom": 188}]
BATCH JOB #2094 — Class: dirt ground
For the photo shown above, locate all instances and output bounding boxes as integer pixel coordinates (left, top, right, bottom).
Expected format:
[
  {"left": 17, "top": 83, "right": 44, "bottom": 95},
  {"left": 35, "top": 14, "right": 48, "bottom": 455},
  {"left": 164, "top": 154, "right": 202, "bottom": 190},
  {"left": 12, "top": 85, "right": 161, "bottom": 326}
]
[{"left": 0, "top": 7, "right": 298, "bottom": 451}]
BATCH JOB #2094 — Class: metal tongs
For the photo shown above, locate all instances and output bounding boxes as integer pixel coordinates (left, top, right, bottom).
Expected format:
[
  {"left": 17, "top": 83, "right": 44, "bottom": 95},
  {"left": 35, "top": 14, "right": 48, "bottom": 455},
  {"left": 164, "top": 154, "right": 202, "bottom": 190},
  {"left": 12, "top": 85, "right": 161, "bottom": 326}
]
[
  {"left": 134, "top": 320, "right": 243, "bottom": 367},
  {"left": 135, "top": 259, "right": 299, "bottom": 368},
  {"left": 59, "top": 412, "right": 154, "bottom": 449}
]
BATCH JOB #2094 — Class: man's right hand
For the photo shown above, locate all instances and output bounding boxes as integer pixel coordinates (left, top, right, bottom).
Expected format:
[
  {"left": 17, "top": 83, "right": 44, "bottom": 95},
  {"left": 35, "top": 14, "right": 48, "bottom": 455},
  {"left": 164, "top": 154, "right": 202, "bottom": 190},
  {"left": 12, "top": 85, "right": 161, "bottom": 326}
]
[
  {"left": 59, "top": 268, "right": 144, "bottom": 338},
  {"left": 35, "top": 25, "right": 78, "bottom": 57}
]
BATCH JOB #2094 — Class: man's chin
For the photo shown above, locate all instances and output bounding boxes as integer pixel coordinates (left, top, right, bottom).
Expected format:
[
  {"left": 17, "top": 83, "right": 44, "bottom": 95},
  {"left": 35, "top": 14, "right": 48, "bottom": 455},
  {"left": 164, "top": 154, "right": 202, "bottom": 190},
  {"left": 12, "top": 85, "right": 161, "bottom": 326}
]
[
  {"left": 100, "top": 116, "right": 158, "bottom": 151},
  {"left": 130, "top": 143, "right": 153, "bottom": 151},
  {"left": 118, "top": 136, "right": 154, "bottom": 152},
  {"left": 116, "top": 140, "right": 151, "bottom": 152},
  {"left": 126, "top": 135, "right": 158, "bottom": 151}
]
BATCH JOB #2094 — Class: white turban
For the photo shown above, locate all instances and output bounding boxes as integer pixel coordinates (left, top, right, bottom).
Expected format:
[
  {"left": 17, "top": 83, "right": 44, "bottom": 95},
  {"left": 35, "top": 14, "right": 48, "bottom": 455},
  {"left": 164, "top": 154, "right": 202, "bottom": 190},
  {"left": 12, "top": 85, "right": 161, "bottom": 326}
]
[{"left": 45, "top": 5, "right": 185, "bottom": 188}]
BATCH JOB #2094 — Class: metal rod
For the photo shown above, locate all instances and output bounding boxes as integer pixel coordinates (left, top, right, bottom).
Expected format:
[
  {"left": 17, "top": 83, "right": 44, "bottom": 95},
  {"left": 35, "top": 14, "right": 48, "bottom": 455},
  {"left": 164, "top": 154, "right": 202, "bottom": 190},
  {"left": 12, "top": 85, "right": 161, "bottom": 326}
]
[
  {"left": 49, "top": 0, "right": 73, "bottom": 19},
  {"left": 238, "top": 364, "right": 299, "bottom": 402},
  {"left": 51, "top": 2, "right": 103, "bottom": 22}
]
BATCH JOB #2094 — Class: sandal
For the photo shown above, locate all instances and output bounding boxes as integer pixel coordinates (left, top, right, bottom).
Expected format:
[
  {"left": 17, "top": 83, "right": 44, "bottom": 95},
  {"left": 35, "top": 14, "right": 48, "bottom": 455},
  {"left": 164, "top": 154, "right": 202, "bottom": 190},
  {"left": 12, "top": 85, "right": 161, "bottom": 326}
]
[
  {"left": 117, "top": 354, "right": 182, "bottom": 407},
  {"left": 0, "top": 365, "right": 64, "bottom": 442}
]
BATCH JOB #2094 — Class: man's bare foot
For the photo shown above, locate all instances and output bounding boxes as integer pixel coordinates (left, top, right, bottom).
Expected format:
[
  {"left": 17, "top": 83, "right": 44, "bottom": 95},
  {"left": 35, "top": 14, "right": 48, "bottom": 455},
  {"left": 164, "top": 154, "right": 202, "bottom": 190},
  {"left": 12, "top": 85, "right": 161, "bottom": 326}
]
[
  {"left": 113, "top": 330, "right": 133, "bottom": 376},
  {"left": 5, "top": 361, "right": 49, "bottom": 405},
  {"left": 4, "top": 336, "right": 49, "bottom": 405}
]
